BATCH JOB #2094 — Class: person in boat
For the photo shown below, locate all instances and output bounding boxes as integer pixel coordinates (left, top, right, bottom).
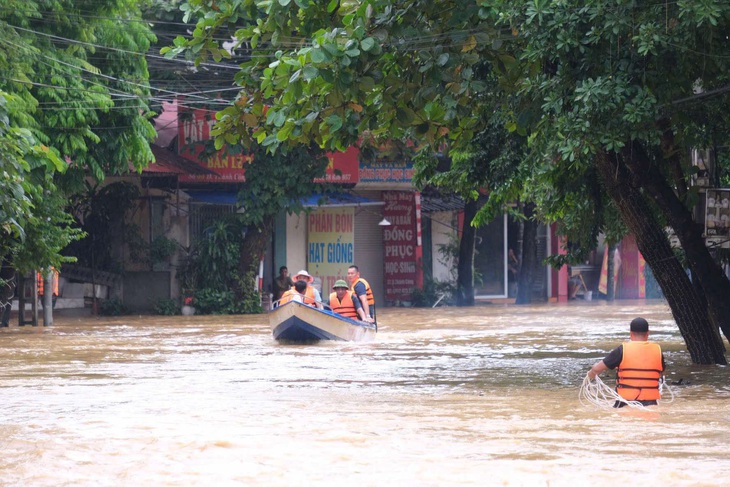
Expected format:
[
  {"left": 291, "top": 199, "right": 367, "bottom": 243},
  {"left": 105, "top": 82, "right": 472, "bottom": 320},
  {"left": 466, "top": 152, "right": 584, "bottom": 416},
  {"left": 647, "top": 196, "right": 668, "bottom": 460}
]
[
  {"left": 272, "top": 266, "right": 294, "bottom": 302},
  {"left": 279, "top": 280, "right": 319, "bottom": 307},
  {"left": 326, "top": 280, "right": 368, "bottom": 321},
  {"left": 586, "top": 317, "right": 666, "bottom": 408},
  {"left": 346, "top": 265, "right": 375, "bottom": 323},
  {"left": 291, "top": 269, "right": 323, "bottom": 309}
]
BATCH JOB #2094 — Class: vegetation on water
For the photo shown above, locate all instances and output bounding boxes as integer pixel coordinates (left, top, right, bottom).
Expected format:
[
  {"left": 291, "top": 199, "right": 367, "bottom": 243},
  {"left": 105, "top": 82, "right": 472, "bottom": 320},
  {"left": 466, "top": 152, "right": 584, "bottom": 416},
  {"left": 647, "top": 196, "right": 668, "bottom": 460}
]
[
  {"left": 411, "top": 278, "right": 455, "bottom": 308},
  {"left": 154, "top": 298, "right": 180, "bottom": 316}
]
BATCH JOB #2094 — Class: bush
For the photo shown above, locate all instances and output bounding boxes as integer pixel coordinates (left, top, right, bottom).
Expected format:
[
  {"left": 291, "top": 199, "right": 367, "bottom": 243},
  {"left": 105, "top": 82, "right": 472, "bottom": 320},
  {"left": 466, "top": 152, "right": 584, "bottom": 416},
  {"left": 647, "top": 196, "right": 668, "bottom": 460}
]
[
  {"left": 411, "top": 278, "right": 456, "bottom": 307},
  {"left": 149, "top": 236, "right": 179, "bottom": 265},
  {"left": 194, "top": 287, "right": 262, "bottom": 315},
  {"left": 98, "top": 298, "right": 128, "bottom": 316},
  {"left": 154, "top": 298, "right": 179, "bottom": 316}
]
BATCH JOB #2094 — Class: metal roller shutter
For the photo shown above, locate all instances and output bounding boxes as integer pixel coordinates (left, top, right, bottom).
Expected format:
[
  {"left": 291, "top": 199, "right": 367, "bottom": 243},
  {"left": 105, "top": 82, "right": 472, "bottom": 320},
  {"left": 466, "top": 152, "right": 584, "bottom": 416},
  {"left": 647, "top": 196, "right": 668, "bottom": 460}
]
[{"left": 353, "top": 191, "right": 385, "bottom": 306}]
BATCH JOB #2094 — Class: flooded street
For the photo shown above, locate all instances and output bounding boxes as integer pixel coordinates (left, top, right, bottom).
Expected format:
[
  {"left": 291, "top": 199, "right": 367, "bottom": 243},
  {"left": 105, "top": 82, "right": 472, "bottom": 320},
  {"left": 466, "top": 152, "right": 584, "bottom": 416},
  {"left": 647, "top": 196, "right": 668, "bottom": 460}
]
[{"left": 1, "top": 300, "right": 729, "bottom": 486}]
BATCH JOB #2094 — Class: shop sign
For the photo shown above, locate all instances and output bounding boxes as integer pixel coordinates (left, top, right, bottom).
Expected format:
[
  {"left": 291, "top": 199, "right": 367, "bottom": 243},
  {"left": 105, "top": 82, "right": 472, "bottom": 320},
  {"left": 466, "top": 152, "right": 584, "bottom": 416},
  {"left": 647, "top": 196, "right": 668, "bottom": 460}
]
[
  {"left": 307, "top": 207, "right": 355, "bottom": 292},
  {"left": 314, "top": 147, "right": 360, "bottom": 184},
  {"left": 359, "top": 160, "right": 416, "bottom": 184},
  {"left": 383, "top": 191, "right": 420, "bottom": 301},
  {"left": 178, "top": 108, "right": 250, "bottom": 183}
]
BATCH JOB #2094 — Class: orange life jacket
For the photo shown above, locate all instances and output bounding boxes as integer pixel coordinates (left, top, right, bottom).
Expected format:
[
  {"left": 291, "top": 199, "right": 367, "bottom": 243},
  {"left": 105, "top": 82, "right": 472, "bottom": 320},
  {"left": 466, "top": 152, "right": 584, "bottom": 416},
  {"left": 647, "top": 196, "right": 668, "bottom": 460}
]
[
  {"left": 616, "top": 341, "right": 663, "bottom": 401},
  {"left": 37, "top": 268, "right": 59, "bottom": 296},
  {"left": 279, "top": 286, "right": 317, "bottom": 307},
  {"left": 351, "top": 277, "right": 374, "bottom": 306},
  {"left": 329, "top": 291, "right": 359, "bottom": 319}
]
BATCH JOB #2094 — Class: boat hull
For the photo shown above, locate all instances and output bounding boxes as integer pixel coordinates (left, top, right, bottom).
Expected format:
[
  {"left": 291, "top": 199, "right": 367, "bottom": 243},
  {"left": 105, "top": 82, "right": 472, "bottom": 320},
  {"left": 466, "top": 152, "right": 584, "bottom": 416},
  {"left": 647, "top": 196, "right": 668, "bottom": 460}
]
[{"left": 269, "top": 302, "right": 377, "bottom": 343}]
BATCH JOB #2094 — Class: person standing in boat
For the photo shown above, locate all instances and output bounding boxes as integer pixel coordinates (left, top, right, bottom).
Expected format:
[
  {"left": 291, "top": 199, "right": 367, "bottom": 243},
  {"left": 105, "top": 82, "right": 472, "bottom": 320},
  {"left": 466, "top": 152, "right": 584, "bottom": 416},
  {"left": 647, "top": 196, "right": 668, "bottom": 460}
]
[
  {"left": 346, "top": 265, "right": 375, "bottom": 323},
  {"left": 586, "top": 317, "right": 666, "bottom": 408},
  {"left": 327, "top": 280, "right": 368, "bottom": 321},
  {"left": 292, "top": 270, "right": 323, "bottom": 309}
]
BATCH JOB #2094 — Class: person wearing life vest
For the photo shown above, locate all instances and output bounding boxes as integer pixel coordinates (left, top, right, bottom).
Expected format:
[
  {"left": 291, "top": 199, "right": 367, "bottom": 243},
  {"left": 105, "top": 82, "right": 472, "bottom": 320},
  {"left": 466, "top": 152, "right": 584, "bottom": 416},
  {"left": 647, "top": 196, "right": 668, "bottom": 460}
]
[
  {"left": 327, "top": 280, "right": 366, "bottom": 321},
  {"left": 288, "top": 270, "right": 322, "bottom": 309},
  {"left": 586, "top": 317, "right": 666, "bottom": 407},
  {"left": 278, "top": 280, "right": 319, "bottom": 307},
  {"left": 37, "top": 267, "right": 60, "bottom": 309},
  {"left": 346, "top": 265, "right": 375, "bottom": 324}
]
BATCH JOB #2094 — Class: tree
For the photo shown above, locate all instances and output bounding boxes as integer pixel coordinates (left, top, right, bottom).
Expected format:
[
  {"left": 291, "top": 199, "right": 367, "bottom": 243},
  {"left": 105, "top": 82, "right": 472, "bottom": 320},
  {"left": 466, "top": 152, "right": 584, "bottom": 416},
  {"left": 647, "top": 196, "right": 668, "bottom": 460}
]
[
  {"left": 1, "top": 0, "right": 156, "bottom": 280},
  {"left": 415, "top": 106, "right": 531, "bottom": 304},
  {"left": 0, "top": 90, "right": 79, "bottom": 298},
  {"left": 492, "top": 0, "right": 730, "bottom": 363},
  {"left": 233, "top": 143, "right": 330, "bottom": 305},
  {"left": 169, "top": 0, "right": 730, "bottom": 362}
]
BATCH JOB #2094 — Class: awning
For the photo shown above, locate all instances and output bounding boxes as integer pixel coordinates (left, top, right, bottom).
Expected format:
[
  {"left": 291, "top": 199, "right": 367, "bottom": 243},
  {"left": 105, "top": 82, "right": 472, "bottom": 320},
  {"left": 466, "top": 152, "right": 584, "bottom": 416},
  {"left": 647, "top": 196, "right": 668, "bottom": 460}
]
[
  {"left": 185, "top": 191, "right": 383, "bottom": 208},
  {"left": 186, "top": 190, "right": 239, "bottom": 205},
  {"left": 420, "top": 190, "right": 465, "bottom": 213},
  {"left": 301, "top": 193, "right": 384, "bottom": 208}
]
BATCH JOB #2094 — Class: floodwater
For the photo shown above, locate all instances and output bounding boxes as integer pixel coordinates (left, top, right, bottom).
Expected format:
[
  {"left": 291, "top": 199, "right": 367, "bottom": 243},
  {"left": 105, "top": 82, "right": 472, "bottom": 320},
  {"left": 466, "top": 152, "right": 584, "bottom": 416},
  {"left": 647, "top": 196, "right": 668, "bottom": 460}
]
[{"left": 1, "top": 300, "right": 729, "bottom": 486}]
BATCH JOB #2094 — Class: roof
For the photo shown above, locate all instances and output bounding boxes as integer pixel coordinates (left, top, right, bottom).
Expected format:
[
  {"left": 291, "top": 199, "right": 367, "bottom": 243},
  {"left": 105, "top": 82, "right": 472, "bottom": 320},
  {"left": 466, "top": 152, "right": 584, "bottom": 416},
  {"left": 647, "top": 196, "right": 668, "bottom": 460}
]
[
  {"left": 420, "top": 191, "right": 465, "bottom": 213},
  {"left": 143, "top": 145, "right": 217, "bottom": 176}
]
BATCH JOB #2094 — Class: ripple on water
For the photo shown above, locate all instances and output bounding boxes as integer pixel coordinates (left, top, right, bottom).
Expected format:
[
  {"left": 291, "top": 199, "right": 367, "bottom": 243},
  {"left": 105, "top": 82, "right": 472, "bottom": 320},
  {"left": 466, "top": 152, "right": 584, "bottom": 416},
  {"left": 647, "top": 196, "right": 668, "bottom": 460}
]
[{"left": 1, "top": 301, "right": 729, "bottom": 485}]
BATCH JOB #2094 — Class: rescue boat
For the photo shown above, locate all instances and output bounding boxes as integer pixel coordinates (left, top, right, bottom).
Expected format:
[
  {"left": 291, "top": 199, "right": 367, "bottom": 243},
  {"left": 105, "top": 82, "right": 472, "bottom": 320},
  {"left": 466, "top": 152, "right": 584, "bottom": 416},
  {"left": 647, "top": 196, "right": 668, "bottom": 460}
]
[{"left": 269, "top": 300, "right": 377, "bottom": 343}]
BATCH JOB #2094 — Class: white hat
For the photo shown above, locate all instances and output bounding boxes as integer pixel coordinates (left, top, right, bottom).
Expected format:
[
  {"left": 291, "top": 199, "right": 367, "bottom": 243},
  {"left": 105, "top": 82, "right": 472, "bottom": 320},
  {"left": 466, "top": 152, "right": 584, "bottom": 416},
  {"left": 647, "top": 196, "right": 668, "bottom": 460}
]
[{"left": 293, "top": 270, "right": 314, "bottom": 282}]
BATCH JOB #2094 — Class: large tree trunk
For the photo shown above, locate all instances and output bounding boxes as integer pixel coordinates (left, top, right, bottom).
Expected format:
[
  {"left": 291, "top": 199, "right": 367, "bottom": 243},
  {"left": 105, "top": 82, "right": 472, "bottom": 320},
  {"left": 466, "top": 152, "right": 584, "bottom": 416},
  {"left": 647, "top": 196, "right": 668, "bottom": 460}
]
[
  {"left": 455, "top": 198, "right": 477, "bottom": 306},
  {"left": 235, "top": 220, "right": 274, "bottom": 302},
  {"left": 622, "top": 140, "right": 730, "bottom": 345},
  {"left": 596, "top": 151, "right": 726, "bottom": 364},
  {"left": 516, "top": 202, "right": 537, "bottom": 305},
  {"left": 606, "top": 243, "right": 616, "bottom": 302}
]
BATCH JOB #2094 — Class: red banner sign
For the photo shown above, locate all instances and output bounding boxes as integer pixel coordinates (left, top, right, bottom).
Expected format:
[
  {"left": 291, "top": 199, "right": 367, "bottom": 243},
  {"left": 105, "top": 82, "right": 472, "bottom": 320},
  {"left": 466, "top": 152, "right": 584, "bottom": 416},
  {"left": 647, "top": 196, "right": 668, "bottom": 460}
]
[
  {"left": 178, "top": 108, "right": 250, "bottom": 183},
  {"left": 383, "top": 191, "right": 420, "bottom": 302},
  {"left": 314, "top": 147, "right": 360, "bottom": 184}
]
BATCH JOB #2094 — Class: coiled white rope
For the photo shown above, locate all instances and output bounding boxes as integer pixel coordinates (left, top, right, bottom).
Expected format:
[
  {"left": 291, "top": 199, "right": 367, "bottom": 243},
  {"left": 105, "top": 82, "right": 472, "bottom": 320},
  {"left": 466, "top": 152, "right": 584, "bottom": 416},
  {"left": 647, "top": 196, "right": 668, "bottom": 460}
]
[{"left": 579, "top": 375, "right": 674, "bottom": 409}]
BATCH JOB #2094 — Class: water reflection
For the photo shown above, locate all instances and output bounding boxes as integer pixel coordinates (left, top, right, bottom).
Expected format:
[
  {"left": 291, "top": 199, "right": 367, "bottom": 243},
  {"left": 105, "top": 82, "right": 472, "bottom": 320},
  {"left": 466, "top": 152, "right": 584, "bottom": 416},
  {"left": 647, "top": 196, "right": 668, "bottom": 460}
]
[{"left": 1, "top": 300, "right": 729, "bottom": 485}]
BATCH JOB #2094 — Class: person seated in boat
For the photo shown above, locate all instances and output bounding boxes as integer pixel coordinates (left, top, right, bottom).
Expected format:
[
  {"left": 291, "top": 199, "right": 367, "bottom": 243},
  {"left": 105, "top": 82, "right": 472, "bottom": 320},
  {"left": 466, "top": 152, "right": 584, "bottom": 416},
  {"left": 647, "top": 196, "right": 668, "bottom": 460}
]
[
  {"left": 326, "top": 280, "right": 369, "bottom": 321},
  {"left": 292, "top": 269, "right": 323, "bottom": 309},
  {"left": 279, "top": 280, "right": 319, "bottom": 307}
]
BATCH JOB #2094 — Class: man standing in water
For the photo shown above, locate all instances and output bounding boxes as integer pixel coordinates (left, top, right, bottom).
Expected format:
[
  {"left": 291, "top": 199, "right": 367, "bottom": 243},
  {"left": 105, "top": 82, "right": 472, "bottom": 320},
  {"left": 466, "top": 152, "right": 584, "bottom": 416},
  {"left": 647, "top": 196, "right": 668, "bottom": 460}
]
[
  {"left": 587, "top": 317, "right": 666, "bottom": 407},
  {"left": 346, "top": 265, "right": 375, "bottom": 324}
]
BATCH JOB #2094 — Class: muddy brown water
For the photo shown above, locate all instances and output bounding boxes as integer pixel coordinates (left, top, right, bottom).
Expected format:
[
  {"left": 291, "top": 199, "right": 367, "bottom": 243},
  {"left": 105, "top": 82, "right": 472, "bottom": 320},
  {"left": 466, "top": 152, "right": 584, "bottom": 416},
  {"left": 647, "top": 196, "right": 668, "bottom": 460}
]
[{"left": 1, "top": 300, "right": 729, "bottom": 485}]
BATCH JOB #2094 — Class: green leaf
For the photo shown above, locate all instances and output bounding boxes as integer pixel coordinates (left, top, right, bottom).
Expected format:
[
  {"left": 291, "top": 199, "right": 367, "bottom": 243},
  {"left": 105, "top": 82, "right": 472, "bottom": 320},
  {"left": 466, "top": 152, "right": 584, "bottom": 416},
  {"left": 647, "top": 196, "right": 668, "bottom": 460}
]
[
  {"left": 325, "top": 114, "right": 343, "bottom": 132},
  {"left": 311, "top": 48, "right": 326, "bottom": 63},
  {"left": 361, "top": 37, "right": 376, "bottom": 52},
  {"left": 396, "top": 107, "right": 416, "bottom": 124},
  {"left": 303, "top": 66, "right": 319, "bottom": 80}
]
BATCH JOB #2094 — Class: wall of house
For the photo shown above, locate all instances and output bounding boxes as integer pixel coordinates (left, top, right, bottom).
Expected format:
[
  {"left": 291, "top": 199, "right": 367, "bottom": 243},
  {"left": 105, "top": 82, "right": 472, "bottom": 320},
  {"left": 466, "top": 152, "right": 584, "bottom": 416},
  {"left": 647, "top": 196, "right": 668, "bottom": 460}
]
[
  {"left": 429, "top": 211, "right": 458, "bottom": 284},
  {"left": 285, "top": 212, "right": 308, "bottom": 279},
  {"left": 165, "top": 195, "right": 191, "bottom": 301}
]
